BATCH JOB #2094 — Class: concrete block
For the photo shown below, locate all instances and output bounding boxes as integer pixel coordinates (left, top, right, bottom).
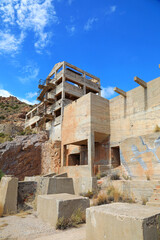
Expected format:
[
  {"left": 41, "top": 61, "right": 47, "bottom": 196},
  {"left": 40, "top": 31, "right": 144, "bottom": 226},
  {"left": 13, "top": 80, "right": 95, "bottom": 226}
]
[
  {"left": 78, "top": 177, "right": 97, "bottom": 194},
  {"left": 47, "top": 177, "right": 74, "bottom": 194},
  {"left": 0, "top": 176, "right": 18, "bottom": 216},
  {"left": 86, "top": 203, "right": 160, "bottom": 240},
  {"left": 37, "top": 193, "right": 90, "bottom": 227},
  {"left": 18, "top": 181, "right": 37, "bottom": 205}
]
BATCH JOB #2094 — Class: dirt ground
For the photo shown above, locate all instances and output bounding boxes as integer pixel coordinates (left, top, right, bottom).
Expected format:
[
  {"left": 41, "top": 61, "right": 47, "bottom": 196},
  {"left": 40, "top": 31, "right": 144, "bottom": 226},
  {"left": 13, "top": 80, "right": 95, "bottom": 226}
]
[{"left": 0, "top": 211, "right": 86, "bottom": 240}]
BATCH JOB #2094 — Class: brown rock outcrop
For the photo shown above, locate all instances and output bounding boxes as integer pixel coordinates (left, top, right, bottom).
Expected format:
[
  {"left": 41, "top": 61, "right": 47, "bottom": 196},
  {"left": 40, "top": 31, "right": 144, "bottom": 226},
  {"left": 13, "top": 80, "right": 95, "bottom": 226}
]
[{"left": 0, "top": 132, "right": 49, "bottom": 180}]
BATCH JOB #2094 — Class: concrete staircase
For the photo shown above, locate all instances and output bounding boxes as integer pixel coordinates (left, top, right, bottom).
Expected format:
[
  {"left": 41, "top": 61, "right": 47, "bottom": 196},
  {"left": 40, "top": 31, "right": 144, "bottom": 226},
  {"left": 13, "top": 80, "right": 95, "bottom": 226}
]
[{"left": 147, "top": 185, "right": 160, "bottom": 207}]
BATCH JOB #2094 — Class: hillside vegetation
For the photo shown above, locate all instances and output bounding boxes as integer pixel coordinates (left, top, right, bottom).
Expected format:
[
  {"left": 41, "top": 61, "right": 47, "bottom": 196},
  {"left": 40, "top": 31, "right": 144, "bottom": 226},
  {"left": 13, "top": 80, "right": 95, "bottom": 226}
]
[{"left": 0, "top": 96, "right": 35, "bottom": 143}]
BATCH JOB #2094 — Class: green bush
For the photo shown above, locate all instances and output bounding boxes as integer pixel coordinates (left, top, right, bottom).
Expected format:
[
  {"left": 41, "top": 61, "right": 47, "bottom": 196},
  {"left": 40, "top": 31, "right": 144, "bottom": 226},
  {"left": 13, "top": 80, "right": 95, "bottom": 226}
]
[{"left": 0, "top": 170, "right": 4, "bottom": 181}]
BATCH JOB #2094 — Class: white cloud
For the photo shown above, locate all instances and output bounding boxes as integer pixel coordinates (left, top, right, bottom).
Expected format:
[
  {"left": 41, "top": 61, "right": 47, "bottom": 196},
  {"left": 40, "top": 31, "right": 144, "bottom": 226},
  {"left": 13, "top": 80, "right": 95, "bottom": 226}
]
[
  {"left": 101, "top": 86, "right": 115, "bottom": 99},
  {"left": 106, "top": 5, "right": 117, "bottom": 15},
  {"left": 18, "top": 64, "right": 39, "bottom": 84},
  {"left": 0, "top": 89, "right": 11, "bottom": 97},
  {"left": 66, "top": 25, "right": 76, "bottom": 35},
  {"left": 26, "top": 92, "right": 37, "bottom": 99},
  {"left": 0, "top": 31, "right": 24, "bottom": 54},
  {"left": 0, "top": 88, "right": 38, "bottom": 105},
  {"left": 84, "top": 18, "right": 98, "bottom": 31},
  {"left": 0, "top": 0, "right": 58, "bottom": 54},
  {"left": 18, "top": 98, "right": 38, "bottom": 105}
]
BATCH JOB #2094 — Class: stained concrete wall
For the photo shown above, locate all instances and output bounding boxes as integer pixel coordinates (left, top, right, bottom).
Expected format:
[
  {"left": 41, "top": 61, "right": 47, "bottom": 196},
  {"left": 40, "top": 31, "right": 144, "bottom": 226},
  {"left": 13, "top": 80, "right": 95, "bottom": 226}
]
[
  {"left": 100, "top": 179, "right": 160, "bottom": 203},
  {"left": 62, "top": 93, "right": 109, "bottom": 145},
  {"left": 110, "top": 77, "right": 160, "bottom": 146},
  {"left": 119, "top": 132, "right": 160, "bottom": 179}
]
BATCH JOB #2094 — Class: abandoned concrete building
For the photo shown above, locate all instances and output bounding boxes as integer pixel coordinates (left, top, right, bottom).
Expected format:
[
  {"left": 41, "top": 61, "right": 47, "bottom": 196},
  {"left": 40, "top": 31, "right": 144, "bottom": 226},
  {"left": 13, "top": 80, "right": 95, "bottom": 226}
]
[{"left": 24, "top": 61, "right": 160, "bottom": 187}]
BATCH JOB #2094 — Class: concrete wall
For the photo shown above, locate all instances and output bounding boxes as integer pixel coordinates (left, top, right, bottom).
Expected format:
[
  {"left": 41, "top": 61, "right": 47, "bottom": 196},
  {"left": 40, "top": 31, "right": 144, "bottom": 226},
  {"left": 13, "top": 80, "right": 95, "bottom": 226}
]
[
  {"left": 62, "top": 94, "right": 91, "bottom": 145},
  {"left": 59, "top": 166, "right": 97, "bottom": 194},
  {"left": 62, "top": 93, "right": 110, "bottom": 145},
  {"left": 101, "top": 179, "right": 160, "bottom": 203},
  {"left": 119, "top": 132, "right": 160, "bottom": 179},
  {"left": 110, "top": 77, "right": 160, "bottom": 146}
]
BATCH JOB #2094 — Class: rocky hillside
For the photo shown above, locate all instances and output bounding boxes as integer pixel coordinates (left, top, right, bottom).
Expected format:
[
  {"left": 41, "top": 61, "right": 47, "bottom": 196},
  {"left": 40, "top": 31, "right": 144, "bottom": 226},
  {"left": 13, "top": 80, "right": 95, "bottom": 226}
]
[{"left": 0, "top": 96, "right": 35, "bottom": 142}]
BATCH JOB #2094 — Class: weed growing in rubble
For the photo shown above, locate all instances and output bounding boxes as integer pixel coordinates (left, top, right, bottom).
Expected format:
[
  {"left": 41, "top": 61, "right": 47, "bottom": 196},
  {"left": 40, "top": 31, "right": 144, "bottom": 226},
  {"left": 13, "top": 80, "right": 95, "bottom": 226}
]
[
  {"left": 142, "top": 197, "right": 148, "bottom": 205},
  {"left": 94, "top": 186, "right": 135, "bottom": 206},
  {"left": 56, "top": 208, "right": 85, "bottom": 230},
  {"left": 82, "top": 190, "right": 94, "bottom": 199}
]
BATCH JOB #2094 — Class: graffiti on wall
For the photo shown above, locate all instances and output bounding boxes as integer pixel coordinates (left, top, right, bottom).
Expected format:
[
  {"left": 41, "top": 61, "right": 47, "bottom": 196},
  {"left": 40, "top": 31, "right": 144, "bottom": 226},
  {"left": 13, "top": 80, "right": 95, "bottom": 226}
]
[{"left": 120, "top": 135, "right": 160, "bottom": 177}]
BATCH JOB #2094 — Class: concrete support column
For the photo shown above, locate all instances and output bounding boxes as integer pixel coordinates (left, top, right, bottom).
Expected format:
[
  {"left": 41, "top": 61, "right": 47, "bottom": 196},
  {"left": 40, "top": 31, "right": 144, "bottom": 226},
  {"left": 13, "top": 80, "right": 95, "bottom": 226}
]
[{"left": 88, "top": 132, "right": 95, "bottom": 177}]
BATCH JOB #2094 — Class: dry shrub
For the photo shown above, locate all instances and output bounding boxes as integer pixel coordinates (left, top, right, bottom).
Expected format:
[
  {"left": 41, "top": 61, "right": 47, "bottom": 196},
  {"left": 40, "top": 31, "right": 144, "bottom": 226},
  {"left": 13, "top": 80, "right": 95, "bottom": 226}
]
[
  {"left": 83, "top": 190, "right": 94, "bottom": 199},
  {"left": 142, "top": 197, "right": 148, "bottom": 205},
  {"left": 56, "top": 208, "right": 85, "bottom": 230},
  {"left": 110, "top": 174, "right": 120, "bottom": 180},
  {"left": 0, "top": 223, "right": 8, "bottom": 229},
  {"left": 94, "top": 186, "right": 135, "bottom": 206},
  {"left": 154, "top": 125, "right": 160, "bottom": 132},
  {"left": 96, "top": 191, "right": 109, "bottom": 205},
  {"left": 0, "top": 203, "right": 3, "bottom": 217}
]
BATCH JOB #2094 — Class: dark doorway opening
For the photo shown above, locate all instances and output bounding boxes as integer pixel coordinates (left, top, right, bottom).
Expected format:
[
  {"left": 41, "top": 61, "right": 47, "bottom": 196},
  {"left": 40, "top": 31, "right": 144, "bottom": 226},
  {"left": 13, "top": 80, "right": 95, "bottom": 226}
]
[
  {"left": 111, "top": 146, "right": 121, "bottom": 168},
  {"left": 68, "top": 153, "right": 80, "bottom": 166}
]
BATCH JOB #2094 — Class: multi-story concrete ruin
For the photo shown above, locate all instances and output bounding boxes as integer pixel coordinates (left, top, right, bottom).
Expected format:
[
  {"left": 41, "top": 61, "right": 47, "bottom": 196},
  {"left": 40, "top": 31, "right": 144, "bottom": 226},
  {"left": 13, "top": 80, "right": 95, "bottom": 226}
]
[{"left": 25, "top": 61, "right": 160, "bottom": 191}]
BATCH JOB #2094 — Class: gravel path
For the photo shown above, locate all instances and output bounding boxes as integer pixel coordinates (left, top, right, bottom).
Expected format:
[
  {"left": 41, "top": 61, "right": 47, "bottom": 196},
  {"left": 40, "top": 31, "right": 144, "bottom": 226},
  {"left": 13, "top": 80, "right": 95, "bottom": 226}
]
[{"left": 0, "top": 211, "right": 86, "bottom": 240}]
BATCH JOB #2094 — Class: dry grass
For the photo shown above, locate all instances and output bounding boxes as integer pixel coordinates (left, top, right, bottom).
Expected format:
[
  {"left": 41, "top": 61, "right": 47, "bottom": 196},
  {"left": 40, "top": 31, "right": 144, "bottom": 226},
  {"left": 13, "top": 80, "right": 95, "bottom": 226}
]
[
  {"left": 56, "top": 208, "right": 86, "bottom": 230},
  {"left": 94, "top": 186, "right": 135, "bottom": 206},
  {"left": 82, "top": 190, "right": 94, "bottom": 199},
  {"left": 0, "top": 223, "right": 8, "bottom": 229},
  {"left": 0, "top": 203, "right": 4, "bottom": 217},
  {"left": 142, "top": 197, "right": 148, "bottom": 205},
  {"left": 16, "top": 210, "right": 32, "bottom": 218},
  {"left": 154, "top": 125, "right": 160, "bottom": 132}
]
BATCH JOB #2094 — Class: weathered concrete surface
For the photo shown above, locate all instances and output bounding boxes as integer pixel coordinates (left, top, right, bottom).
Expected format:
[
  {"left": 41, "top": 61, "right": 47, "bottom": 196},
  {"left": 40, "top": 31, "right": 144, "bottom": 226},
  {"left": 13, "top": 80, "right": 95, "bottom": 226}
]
[
  {"left": 0, "top": 176, "right": 18, "bottom": 216},
  {"left": 99, "top": 179, "right": 160, "bottom": 203},
  {"left": 18, "top": 181, "right": 37, "bottom": 207},
  {"left": 24, "top": 176, "right": 74, "bottom": 195},
  {"left": 110, "top": 77, "right": 160, "bottom": 144},
  {"left": 37, "top": 193, "right": 90, "bottom": 227},
  {"left": 59, "top": 166, "right": 97, "bottom": 194},
  {"left": 119, "top": 132, "right": 160, "bottom": 179},
  {"left": 48, "top": 177, "right": 74, "bottom": 194},
  {"left": 86, "top": 203, "right": 160, "bottom": 240}
]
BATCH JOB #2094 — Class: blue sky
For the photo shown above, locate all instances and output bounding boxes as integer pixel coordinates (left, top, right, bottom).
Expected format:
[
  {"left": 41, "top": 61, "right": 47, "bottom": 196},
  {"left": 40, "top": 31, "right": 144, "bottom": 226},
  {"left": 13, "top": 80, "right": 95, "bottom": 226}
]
[{"left": 0, "top": 0, "right": 160, "bottom": 104}]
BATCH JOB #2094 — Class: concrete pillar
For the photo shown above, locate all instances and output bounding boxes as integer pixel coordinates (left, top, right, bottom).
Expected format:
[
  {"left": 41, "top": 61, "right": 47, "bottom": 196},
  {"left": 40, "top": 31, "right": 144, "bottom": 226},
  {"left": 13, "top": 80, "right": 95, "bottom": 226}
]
[{"left": 88, "top": 132, "right": 95, "bottom": 177}]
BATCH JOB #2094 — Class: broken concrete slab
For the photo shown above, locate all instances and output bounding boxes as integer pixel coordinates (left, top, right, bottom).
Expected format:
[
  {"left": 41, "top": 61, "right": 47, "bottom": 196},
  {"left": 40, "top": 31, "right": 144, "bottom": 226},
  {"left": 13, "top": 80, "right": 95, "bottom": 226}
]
[
  {"left": 0, "top": 176, "right": 18, "bottom": 216},
  {"left": 86, "top": 203, "right": 160, "bottom": 240},
  {"left": 37, "top": 193, "right": 90, "bottom": 227}
]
